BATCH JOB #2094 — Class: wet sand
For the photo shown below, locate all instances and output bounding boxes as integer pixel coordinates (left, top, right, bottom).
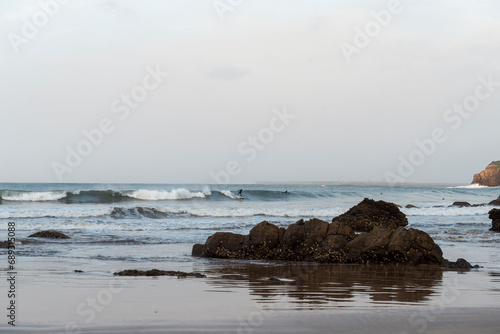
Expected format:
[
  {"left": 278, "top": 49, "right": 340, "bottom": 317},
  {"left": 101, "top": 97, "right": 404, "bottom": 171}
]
[{"left": 1, "top": 259, "right": 500, "bottom": 333}]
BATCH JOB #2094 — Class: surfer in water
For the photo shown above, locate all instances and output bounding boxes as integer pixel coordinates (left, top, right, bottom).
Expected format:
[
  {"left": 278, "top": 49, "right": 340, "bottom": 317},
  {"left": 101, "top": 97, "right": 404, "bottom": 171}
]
[{"left": 237, "top": 189, "right": 243, "bottom": 196}]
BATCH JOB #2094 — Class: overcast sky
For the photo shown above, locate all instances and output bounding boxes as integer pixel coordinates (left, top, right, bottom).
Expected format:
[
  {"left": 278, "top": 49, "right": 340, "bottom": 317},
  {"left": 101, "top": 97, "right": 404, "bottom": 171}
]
[{"left": 1, "top": 0, "right": 499, "bottom": 184}]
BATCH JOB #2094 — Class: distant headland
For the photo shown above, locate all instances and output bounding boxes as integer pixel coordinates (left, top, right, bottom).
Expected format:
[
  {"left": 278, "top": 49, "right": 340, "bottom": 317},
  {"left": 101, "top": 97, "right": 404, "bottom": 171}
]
[{"left": 472, "top": 161, "right": 500, "bottom": 187}]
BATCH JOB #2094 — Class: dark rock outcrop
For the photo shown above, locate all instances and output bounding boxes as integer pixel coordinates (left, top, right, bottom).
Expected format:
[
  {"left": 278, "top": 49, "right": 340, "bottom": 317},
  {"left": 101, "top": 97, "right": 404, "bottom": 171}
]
[
  {"left": 450, "top": 201, "right": 472, "bottom": 208},
  {"left": 489, "top": 196, "right": 500, "bottom": 206},
  {"left": 472, "top": 161, "right": 500, "bottom": 187},
  {"left": 191, "top": 244, "right": 204, "bottom": 257},
  {"left": 114, "top": 269, "right": 206, "bottom": 278},
  {"left": 0, "top": 240, "right": 14, "bottom": 249},
  {"left": 203, "top": 232, "right": 246, "bottom": 258},
  {"left": 489, "top": 209, "right": 500, "bottom": 232},
  {"left": 320, "top": 222, "right": 355, "bottom": 251},
  {"left": 28, "top": 230, "right": 70, "bottom": 239},
  {"left": 331, "top": 198, "right": 408, "bottom": 232},
  {"left": 194, "top": 220, "right": 444, "bottom": 265},
  {"left": 245, "top": 220, "right": 281, "bottom": 249},
  {"left": 405, "top": 204, "right": 419, "bottom": 209},
  {"left": 193, "top": 200, "right": 474, "bottom": 268},
  {"left": 441, "top": 258, "right": 478, "bottom": 271}
]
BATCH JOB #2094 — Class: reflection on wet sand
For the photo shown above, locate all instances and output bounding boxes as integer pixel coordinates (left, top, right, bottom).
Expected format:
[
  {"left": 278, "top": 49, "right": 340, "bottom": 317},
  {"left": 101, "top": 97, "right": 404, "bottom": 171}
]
[{"left": 202, "top": 262, "right": 444, "bottom": 309}]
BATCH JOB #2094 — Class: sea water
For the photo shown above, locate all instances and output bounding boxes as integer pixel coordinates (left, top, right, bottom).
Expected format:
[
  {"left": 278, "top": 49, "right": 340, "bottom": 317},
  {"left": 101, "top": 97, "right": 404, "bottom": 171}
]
[{"left": 1, "top": 183, "right": 499, "bottom": 270}]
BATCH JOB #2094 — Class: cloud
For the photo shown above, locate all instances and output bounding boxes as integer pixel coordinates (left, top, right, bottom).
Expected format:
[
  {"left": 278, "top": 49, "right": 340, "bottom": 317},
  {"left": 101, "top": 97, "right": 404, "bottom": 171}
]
[
  {"left": 208, "top": 65, "right": 250, "bottom": 80},
  {"left": 99, "top": 0, "right": 134, "bottom": 16}
]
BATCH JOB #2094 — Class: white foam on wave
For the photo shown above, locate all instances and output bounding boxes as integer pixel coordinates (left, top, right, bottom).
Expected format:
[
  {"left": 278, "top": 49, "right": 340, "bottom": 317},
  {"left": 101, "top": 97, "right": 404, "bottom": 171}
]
[
  {"left": 126, "top": 188, "right": 210, "bottom": 201},
  {"left": 15, "top": 219, "right": 258, "bottom": 232},
  {"left": 160, "top": 207, "right": 344, "bottom": 218},
  {"left": 0, "top": 207, "right": 112, "bottom": 219},
  {"left": 403, "top": 206, "right": 491, "bottom": 216},
  {"left": 452, "top": 184, "right": 497, "bottom": 189},
  {"left": 1, "top": 191, "right": 67, "bottom": 202},
  {"left": 220, "top": 190, "right": 242, "bottom": 200}
]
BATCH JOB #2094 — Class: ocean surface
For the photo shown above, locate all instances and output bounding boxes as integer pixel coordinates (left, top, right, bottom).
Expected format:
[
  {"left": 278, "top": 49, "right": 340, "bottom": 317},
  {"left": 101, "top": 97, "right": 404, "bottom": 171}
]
[{"left": 1, "top": 183, "right": 500, "bottom": 270}]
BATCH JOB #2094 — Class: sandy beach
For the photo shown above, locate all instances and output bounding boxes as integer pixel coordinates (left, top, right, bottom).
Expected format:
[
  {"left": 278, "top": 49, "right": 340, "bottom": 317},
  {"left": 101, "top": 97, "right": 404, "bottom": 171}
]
[{"left": 2, "top": 257, "right": 500, "bottom": 333}]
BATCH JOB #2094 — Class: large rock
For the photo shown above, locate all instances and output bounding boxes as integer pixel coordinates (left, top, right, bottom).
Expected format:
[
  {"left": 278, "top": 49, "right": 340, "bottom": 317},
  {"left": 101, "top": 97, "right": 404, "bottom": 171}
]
[
  {"left": 327, "top": 221, "right": 356, "bottom": 239},
  {"left": 273, "top": 218, "right": 330, "bottom": 261},
  {"left": 194, "top": 199, "right": 470, "bottom": 268},
  {"left": 245, "top": 221, "right": 280, "bottom": 249},
  {"left": 344, "top": 226, "right": 443, "bottom": 264},
  {"left": 242, "top": 221, "right": 281, "bottom": 259},
  {"left": 472, "top": 161, "right": 500, "bottom": 187},
  {"left": 356, "top": 226, "right": 394, "bottom": 261},
  {"left": 313, "top": 222, "right": 354, "bottom": 262},
  {"left": 320, "top": 222, "right": 355, "bottom": 251},
  {"left": 278, "top": 218, "right": 329, "bottom": 250},
  {"left": 195, "top": 222, "right": 445, "bottom": 266},
  {"left": 406, "top": 228, "right": 444, "bottom": 264},
  {"left": 28, "top": 230, "right": 70, "bottom": 239},
  {"left": 202, "top": 232, "right": 246, "bottom": 258},
  {"left": 302, "top": 218, "right": 329, "bottom": 245},
  {"left": 388, "top": 227, "right": 414, "bottom": 260},
  {"left": 332, "top": 198, "right": 408, "bottom": 232},
  {"left": 279, "top": 219, "right": 306, "bottom": 250},
  {"left": 489, "top": 208, "right": 500, "bottom": 232}
]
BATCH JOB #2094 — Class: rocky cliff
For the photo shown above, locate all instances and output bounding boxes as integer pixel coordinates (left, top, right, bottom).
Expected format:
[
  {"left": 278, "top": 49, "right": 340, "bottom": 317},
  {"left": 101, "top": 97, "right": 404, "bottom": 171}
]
[{"left": 472, "top": 161, "right": 500, "bottom": 187}]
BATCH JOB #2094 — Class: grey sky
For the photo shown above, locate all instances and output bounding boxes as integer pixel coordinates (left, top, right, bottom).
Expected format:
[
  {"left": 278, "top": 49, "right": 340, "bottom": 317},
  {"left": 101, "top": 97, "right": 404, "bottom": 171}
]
[{"left": 1, "top": 0, "right": 499, "bottom": 184}]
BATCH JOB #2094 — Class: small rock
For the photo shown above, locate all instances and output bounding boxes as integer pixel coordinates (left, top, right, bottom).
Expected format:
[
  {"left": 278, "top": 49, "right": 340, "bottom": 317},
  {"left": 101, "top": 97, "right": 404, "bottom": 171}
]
[
  {"left": 450, "top": 202, "right": 472, "bottom": 208},
  {"left": 114, "top": 269, "right": 206, "bottom": 278},
  {"left": 192, "top": 244, "right": 204, "bottom": 257},
  {"left": 442, "top": 258, "right": 475, "bottom": 271},
  {"left": 28, "top": 230, "right": 70, "bottom": 239},
  {"left": 0, "top": 240, "right": 14, "bottom": 249},
  {"left": 489, "top": 209, "right": 500, "bottom": 232},
  {"left": 489, "top": 196, "right": 500, "bottom": 206}
]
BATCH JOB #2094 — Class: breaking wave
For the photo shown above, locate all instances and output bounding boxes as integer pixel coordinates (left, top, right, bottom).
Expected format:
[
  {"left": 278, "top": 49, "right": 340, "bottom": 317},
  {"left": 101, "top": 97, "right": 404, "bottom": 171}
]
[
  {"left": 220, "top": 190, "right": 243, "bottom": 200},
  {"left": 1, "top": 191, "right": 67, "bottom": 202},
  {"left": 0, "top": 187, "right": 302, "bottom": 204},
  {"left": 125, "top": 188, "right": 211, "bottom": 201},
  {"left": 452, "top": 184, "right": 498, "bottom": 189}
]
